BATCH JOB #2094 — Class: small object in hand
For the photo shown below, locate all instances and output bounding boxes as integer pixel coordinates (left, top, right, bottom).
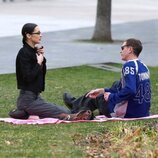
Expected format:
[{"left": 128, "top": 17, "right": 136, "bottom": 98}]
[
  {"left": 35, "top": 44, "right": 44, "bottom": 55},
  {"left": 35, "top": 44, "right": 43, "bottom": 50}
]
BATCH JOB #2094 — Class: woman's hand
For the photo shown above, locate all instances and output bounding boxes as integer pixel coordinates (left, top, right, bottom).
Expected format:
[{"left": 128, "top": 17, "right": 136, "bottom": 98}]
[
  {"left": 35, "top": 45, "right": 44, "bottom": 65},
  {"left": 36, "top": 46, "right": 44, "bottom": 55},
  {"left": 36, "top": 53, "right": 44, "bottom": 65}
]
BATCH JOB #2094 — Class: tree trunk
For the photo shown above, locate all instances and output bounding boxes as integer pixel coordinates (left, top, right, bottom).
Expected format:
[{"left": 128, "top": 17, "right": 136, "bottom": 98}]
[{"left": 92, "top": 0, "right": 112, "bottom": 42}]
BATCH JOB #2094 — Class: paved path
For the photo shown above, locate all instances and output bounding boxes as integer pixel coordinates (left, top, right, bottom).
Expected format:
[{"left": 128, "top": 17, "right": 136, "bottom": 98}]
[{"left": 0, "top": 0, "right": 158, "bottom": 74}]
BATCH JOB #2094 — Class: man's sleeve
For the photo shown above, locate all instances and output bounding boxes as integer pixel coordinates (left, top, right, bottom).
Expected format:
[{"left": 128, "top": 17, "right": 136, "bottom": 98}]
[{"left": 108, "top": 63, "right": 137, "bottom": 106}]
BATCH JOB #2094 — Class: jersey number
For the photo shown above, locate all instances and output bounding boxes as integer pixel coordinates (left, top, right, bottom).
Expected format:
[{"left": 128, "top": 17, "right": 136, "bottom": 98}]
[
  {"left": 134, "top": 82, "right": 151, "bottom": 104},
  {"left": 124, "top": 67, "right": 135, "bottom": 75}
]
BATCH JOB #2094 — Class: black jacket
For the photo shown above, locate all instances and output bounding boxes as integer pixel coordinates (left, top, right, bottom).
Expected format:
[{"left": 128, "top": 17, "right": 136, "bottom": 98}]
[{"left": 16, "top": 43, "right": 46, "bottom": 94}]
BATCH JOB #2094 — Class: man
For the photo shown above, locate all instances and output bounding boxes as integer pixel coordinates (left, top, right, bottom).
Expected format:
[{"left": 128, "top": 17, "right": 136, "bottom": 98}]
[{"left": 63, "top": 38, "right": 151, "bottom": 118}]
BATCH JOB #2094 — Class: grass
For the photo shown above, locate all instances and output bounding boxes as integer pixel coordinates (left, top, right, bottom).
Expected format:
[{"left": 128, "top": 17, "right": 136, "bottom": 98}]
[{"left": 0, "top": 65, "right": 158, "bottom": 158}]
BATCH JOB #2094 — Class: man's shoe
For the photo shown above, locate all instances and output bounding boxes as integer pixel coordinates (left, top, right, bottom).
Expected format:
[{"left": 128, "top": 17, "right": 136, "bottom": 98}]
[
  {"left": 64, "top": 110, "right": 92, "bottom": 121},
  {"left": 63, "top": 93, "right": 76, "bottom": 109}
]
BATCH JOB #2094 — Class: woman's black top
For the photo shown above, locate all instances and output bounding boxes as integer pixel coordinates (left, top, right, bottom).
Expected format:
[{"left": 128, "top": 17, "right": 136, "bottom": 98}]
[{"left": 16, "top": 43, "right": 46, "bottom": 94}]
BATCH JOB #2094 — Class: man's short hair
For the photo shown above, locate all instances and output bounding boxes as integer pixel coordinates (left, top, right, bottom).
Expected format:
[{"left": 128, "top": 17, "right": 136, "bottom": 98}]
[{"left": 126, "top": 38, "right": 143, "bottom": 57}]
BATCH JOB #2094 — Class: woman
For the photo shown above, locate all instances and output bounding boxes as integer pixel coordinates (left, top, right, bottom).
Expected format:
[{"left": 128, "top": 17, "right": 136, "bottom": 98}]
[{"left": 9, "top": 23, "right": 91, "bottom": 120}]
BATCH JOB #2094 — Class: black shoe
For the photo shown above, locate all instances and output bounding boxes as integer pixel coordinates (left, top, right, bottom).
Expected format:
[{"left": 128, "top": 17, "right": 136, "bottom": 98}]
[
  {"left": 9, "top": 108, "right": 29, "bottom": 119},
  {"left": 63, "top": 93, "right": 76, "bottom": 109}
]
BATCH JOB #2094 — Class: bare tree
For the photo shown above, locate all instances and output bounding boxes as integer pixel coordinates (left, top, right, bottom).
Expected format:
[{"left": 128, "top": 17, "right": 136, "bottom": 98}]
[{"left": 92, "top": 0, "right": 112, "bottom": 42}]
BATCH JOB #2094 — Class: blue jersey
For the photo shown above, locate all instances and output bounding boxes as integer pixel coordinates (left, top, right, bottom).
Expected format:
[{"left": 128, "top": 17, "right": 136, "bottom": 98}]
[{"left": 106, "top": 59, "right": 151, "bottom": 118}]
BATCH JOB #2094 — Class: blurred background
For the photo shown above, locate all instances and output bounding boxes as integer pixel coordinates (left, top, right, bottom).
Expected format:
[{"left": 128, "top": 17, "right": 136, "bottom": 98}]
[
  {"left": 0, "top": 0, "right": 157, "bottom": 37},
  {"left": 0, "top": 0, "right": 158, "bottom": 74}
]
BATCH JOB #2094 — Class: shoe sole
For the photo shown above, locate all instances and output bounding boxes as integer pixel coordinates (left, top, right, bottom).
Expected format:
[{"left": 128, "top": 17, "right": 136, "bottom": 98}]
[{"left": 75, "top": 110, "right": 92, "bottom": 120}]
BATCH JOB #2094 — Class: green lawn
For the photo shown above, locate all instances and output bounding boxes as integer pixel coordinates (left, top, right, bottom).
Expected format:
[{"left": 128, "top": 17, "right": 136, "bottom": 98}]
[{"left": 0, "top": 65, "right": 158, "bottom": 158}]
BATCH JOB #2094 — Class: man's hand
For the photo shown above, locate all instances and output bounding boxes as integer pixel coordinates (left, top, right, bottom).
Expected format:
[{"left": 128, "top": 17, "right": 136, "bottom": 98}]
[
  {"left": 104, "top": 92, "right": 111, "bottom": 101},
  {"left": 86, "top": 88, "right": 104, "bottom": 98}
]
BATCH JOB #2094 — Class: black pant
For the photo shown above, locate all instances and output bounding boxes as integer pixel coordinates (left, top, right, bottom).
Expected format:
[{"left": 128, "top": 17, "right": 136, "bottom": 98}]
[
  {"left": 70, "top": 81, "right": 122, "bottom": 118},
  {"left": 10, "top": 90, "right": 70, "bottom": 119},
  {"left": 70, "top": 93, "right": 111, "bottom": 118}
]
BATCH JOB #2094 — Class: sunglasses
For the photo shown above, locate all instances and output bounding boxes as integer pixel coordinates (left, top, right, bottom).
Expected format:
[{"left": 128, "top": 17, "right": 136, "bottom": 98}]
[
  {"left": 31, "top": 31, "right": 41, "bottom": 35},
  {"left": 121, "top": 45, "right": 129, "bottom": 50}
]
